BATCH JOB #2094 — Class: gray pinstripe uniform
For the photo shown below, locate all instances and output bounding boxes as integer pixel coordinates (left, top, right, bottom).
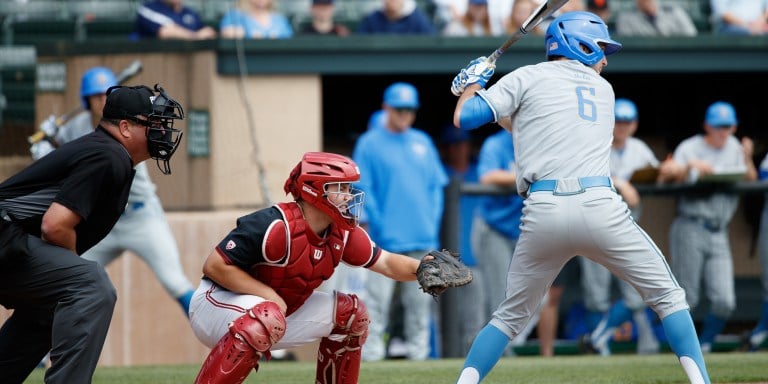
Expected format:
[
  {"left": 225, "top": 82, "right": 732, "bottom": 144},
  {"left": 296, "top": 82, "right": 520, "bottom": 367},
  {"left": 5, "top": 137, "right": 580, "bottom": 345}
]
[
  {"left": 669, "top": 134, "right": 746, "bottom": 318},
  {"left": 758, "top": 155, "right": 768, "bottom": 303}
]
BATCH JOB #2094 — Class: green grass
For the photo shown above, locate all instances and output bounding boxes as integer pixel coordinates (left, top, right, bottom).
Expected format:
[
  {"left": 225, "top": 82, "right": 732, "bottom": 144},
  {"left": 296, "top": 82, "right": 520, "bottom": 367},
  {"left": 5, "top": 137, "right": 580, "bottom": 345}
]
[{"left": 25, "top": 353, "right": 768, "bottom": 383}]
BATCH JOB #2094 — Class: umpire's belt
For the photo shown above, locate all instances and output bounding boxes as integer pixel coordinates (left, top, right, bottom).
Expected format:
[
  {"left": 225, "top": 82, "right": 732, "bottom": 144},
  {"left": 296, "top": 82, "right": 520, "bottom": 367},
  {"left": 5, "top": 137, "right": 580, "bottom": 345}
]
[{"left": 529, "top": 176, "right": 612, "bottom": 196}]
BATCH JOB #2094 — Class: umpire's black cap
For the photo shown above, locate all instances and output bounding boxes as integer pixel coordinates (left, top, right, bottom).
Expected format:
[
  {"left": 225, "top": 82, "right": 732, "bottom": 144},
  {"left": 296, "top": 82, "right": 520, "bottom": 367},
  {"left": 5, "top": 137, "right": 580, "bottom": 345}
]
[{"left": 102, "top": 85, "right": 154, "bottom": 120}]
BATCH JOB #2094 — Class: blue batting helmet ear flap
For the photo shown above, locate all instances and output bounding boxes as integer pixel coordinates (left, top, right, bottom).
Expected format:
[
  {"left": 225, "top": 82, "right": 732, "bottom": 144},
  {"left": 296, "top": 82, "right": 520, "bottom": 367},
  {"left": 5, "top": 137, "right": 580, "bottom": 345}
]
[
  {"left": 80, "top": 67, "right": 118, "bottom": 110},
  {"left": 545, "top": 11, "right": 622, "bottom": 66}
]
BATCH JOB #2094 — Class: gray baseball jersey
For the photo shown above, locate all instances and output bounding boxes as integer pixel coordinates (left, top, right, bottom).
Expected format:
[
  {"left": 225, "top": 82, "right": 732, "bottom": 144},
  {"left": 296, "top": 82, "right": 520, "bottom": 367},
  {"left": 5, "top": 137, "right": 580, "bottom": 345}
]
[
  {"left": 610, "top": 137, "right": 659, "bottom": 181},
  {"left": 475, "top": 60, "right": 688, "bottom": 341},
  {"left": 673, "top": 134, "right": 746, "bottom": 226},
  {"left": 478, "top": 60, "right": 613, "bottom": 196},
  {"left": 30, "top": 111, "right": 193, "bottom": 300}
]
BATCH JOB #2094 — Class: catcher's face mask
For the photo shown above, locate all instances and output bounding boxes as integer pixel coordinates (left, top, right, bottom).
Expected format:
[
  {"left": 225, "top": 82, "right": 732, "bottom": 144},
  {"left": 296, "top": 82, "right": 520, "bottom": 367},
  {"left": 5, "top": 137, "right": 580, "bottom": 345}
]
[
  {"left": 145, "top": 85, "right": 184, "bottom": 174},
  {"left": 324, "top": 182, "right": 364, "bottom": 228}
]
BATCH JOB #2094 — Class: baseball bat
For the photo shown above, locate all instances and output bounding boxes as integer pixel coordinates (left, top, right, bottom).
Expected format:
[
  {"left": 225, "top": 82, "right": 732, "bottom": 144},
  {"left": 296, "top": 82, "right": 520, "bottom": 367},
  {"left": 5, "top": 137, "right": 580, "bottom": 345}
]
[
  {"left": 487, "top": 0, "right": 571, "bottom": 65},
  {"left": 28, "top": 59, "right": 144, "bottom": 144}
]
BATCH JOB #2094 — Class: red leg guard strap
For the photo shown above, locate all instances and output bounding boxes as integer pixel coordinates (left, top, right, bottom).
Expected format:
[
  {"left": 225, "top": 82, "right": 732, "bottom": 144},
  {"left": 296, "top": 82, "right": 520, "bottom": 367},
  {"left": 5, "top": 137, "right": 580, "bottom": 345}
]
[{"left": 316, "top": 292, "right": 370, "bottom": 384}]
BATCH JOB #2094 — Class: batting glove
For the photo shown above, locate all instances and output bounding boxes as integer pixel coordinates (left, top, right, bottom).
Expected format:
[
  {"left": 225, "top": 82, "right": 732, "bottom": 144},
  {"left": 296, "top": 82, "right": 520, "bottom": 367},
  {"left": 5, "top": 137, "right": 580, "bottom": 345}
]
[
  {"left": 30, "top": 140, "right": 55, "bottom": 160},
  {"left": 451, "top": 56, "right": 496, "bottom": 96}
]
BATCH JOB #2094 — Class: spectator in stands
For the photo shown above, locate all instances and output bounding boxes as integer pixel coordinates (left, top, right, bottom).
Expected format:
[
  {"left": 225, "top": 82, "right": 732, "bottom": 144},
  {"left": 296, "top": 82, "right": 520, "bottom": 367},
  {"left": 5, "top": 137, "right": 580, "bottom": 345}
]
[
  {"left": 587, "top": 0, "right": 611, "bottom": 26},
  {"left": 300, "top": 0, "right": 351, "bottom": 36},
  {"left": 135, "top": 0, "right": 217, "bottom": 40},
  {"left": 505, "top": 0, "right": 544, "bottom": 35},
  {"left": 357, "top": 0, "right": 436, "bottom": 35},
  {"left": 433, "top": 0, "right": 512, "bottom": 35},
  {"left": 220, "top": 0, "right": 294, "bottom": 39},
  {"left": 658, "top": 101, "right": 757, "bottom": 353},
  {"left": 710, "top": 0, "right": 768, "bottom": 36},
  {"left": 615, "top": 0, "right": 697, "bottom": 36},
  {"left": 442, "top": 0, "right": 492, "bottom": 36}
]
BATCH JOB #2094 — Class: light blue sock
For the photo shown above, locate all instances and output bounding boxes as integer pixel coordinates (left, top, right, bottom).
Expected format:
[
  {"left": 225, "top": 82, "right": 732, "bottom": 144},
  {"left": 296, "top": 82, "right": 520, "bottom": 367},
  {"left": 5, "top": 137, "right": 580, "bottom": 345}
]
[
  {"left": 753, "top": 301, "right": 768, "bottom": 334},
  {"left": 177, "top": 289, "right": 194, "bottom": 318},
  {"left": 604, "top": 300, "right": 632, "bottom": 330},
  {"left": 662, "top": 310, "right": 710, "bottom": 384},
  {"left": 462, "top": 324, "right": 510, "bottom": 382},
  {"left": 699, "top": 312, "right": 726, "bottom": 346}
]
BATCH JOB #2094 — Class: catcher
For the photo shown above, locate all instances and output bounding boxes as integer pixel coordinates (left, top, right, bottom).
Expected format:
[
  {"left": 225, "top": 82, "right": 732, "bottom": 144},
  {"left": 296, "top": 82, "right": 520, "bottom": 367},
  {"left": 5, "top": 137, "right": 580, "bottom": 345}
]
[{"left": 189, "top": 151, "right": 470, "bottom": 384}]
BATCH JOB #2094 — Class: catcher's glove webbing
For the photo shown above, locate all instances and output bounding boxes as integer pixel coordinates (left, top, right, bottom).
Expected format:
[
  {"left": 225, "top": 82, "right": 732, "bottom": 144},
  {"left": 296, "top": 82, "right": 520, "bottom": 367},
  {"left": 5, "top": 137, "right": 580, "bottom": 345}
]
[{"left": 416, "top": 249, "right": 473, "bottom": 297}]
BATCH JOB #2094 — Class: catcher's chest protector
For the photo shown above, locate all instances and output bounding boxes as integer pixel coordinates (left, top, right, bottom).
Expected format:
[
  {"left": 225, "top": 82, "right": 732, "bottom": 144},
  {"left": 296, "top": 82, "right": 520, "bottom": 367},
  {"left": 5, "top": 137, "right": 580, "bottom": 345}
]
[{"left": 252, "top": 202, "right": 346, "bottom": 315}]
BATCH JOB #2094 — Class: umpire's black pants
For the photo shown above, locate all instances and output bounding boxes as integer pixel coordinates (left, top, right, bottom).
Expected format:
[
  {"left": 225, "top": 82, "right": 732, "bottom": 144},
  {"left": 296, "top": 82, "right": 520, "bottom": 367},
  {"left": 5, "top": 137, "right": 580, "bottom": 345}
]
[{"left": 0, "top": 220, "right": 117, "bottom": 384}]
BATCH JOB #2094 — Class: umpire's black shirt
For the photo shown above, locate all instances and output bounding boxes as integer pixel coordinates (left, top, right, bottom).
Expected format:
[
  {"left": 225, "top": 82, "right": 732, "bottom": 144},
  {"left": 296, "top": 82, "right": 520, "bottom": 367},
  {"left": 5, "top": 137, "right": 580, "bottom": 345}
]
[{"left": 0, "top": 127, "right": 135, "bottom": 255}]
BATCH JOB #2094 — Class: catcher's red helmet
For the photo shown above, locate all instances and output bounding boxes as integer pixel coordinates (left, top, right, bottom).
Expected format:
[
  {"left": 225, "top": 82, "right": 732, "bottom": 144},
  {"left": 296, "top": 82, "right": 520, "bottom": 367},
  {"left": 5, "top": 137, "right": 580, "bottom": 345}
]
[{"left": 284, "top": 152, "right": 364, "bottom": 231}]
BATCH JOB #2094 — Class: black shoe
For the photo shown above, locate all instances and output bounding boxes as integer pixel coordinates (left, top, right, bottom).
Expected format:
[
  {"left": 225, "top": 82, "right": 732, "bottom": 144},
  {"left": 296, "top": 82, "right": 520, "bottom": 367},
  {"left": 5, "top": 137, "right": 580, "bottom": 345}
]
[{"left": 579, "top": 334, "right": 599, "bottom": 355}]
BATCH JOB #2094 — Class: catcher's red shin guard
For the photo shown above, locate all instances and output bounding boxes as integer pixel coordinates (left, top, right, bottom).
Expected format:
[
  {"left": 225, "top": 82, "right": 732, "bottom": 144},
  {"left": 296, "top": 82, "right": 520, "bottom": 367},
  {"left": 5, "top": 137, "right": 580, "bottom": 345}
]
[
  {"left": 316, "top": 292, "right": 370, "bottom": 384},
  {"left": 195, "top": 301, "right": 287, "bottom": 384}
]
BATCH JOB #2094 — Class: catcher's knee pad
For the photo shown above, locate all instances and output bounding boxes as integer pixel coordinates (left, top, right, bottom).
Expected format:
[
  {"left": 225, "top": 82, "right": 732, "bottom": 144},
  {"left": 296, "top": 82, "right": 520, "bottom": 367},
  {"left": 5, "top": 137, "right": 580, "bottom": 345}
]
[
  {"left": 315, "top": 292, "right": 369, "bottom": 384},
  {"left": 332, "top": 291, "right": 369, "bottom": 342},
  {"left": 231, "top": 301, "right": 287, "bottom": 352},
  {"left": 194, "top": 301, "right": 286, "bottom": 384}
]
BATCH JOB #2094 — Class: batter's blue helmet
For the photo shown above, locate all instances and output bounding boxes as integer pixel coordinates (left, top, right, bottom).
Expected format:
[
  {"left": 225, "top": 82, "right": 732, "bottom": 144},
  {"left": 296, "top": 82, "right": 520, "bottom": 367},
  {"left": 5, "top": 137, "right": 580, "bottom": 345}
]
[
  {"left": 80, "top": 67, "right": 117, "bottom": 110},
  {"left": 615, "top": 98, "right": 637, "bottom": 121},
  {"left": 545, "top": 11, "right": 621, "bottom": 66},
  {"left": 383, "top": 82, "right": 419, "bottom": 109}
]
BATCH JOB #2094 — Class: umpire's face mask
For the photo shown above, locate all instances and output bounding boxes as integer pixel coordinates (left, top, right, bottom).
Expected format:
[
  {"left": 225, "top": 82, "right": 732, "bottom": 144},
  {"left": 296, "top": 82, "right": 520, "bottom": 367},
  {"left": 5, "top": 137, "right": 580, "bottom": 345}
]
[{"left": 145, "top": 86, "right": 184, "bottom": 175}]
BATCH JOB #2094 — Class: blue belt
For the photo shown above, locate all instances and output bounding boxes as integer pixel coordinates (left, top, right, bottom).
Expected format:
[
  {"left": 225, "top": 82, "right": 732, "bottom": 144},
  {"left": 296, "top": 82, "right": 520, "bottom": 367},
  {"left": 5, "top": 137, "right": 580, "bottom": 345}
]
[
  {"left": 682, "top": 215, "right": 723, "bottom": 232},
  {"left": 529, "top": 176, "right": 612, "bottom": 194}
]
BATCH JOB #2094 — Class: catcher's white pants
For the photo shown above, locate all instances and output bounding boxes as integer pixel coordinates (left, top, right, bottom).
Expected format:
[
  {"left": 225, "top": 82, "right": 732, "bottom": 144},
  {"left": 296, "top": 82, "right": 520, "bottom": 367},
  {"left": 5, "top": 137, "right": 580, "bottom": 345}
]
[
  {"left": 490, "top": 185, "right": 688, "bottom": 339},
  {"left": 189, "top": 279, "right": 337, "bottom": 350}
]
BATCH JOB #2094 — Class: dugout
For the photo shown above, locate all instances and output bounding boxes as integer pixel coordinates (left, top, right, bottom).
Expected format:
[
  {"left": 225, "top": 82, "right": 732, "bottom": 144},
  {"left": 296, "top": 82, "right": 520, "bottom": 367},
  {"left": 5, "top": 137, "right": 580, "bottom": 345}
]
[{"left": 0, "top": 35, "right": 767, "bottom": 364}]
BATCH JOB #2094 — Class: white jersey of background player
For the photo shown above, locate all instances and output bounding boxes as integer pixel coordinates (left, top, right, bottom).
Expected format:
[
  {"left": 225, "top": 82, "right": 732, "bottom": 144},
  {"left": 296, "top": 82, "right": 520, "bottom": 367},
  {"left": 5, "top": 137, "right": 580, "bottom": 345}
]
[
  {"left": 29, "top": 67, "right": 195, "bottom": 316},
  {"left": 450, "top": 11, "right": 710, "bottom": 384}
]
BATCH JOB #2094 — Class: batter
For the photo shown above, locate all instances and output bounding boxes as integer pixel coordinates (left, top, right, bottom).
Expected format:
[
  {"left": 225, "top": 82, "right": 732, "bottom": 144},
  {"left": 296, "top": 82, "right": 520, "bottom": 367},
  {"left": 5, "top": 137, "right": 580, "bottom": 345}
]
[{"left": 450, "top": 11, "right": 710, "bottom": 384}]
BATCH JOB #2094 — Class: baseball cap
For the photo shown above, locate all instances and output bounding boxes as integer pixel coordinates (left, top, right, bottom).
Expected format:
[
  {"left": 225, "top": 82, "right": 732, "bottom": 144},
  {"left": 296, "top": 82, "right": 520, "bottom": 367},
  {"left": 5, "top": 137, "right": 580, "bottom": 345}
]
[
  {"left": 614, "top": 98, "right": 637, "bottom": 121},
  {"left": 705, "top": 101, "right": 737, "bottom": 127},
  {"left": 312, "top": 0, "right": 333, "bottom": 4},
  {"left": 102, "top": 85, "right": 154, "bottom": 120},
  {"left": 383, "top": 82, "right": 419, "bottom": 109},
  {"left": 469, "top": 0, "right": 488, "bottom": 4}
]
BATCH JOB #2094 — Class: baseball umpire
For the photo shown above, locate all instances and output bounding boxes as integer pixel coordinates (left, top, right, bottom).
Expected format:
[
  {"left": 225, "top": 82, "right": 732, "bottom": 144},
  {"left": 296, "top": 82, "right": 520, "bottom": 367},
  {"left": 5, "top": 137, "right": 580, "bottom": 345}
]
[
  {"left": 30, "top": 67, "right": 196, "bottom": 316},
  {"left": 0, "top": 84, "right": 184, "bottom": 383}
]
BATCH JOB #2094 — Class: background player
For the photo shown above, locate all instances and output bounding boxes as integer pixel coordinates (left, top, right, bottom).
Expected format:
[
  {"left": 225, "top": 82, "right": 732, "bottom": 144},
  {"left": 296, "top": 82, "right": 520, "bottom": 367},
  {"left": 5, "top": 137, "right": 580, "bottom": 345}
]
[
  {"left": 29, "top": 67, "right": 196, "bottom": 316},
  {"left": 0, "top": 84, "right": 184, "bottom": 383},
  {"left": 658, "top": 101, "right": 757, "bottom": 352},
  {"left": 743, "top": 151, "right": 768, "bottom": 351},
  {"left": 580, "top": 98, "right": 660, "bottom": 356},
  {"left": 189, "top": 151, "right": 445, "bottom": 384},
  {"left": 450, "top": 11, "right": 710, "bottom": 383},
  {"left": 353, "top": 82, "right": 448, "bottom": 361}
]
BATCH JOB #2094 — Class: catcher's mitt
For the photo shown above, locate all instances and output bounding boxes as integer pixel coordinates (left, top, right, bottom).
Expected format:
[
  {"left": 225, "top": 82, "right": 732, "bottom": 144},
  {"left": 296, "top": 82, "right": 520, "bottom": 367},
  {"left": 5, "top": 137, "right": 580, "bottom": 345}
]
[{"left": 416, "top": 249, "right": 473, "bottom": 297}]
